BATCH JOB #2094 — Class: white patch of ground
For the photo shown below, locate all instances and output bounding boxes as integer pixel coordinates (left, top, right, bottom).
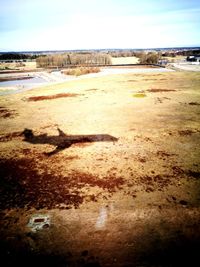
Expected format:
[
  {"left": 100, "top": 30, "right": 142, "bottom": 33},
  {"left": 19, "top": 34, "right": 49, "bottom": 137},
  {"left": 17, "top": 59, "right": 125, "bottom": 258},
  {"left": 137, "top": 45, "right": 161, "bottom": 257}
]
[{"left": 171, "top": 63, "right": 200, "bottom": 71}]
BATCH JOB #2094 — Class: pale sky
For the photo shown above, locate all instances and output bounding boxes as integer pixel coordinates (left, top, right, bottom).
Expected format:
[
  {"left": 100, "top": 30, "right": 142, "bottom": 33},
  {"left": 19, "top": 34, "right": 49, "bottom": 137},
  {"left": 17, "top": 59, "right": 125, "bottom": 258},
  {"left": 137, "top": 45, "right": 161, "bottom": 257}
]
[{"left": 0, "top": 0, "right": 200, "bottom": 51}]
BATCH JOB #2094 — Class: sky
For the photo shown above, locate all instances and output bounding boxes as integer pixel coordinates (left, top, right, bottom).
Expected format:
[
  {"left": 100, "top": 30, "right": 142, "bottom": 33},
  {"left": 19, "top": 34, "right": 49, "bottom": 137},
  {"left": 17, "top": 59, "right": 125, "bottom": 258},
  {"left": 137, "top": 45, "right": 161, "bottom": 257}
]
[{"left": 0, "top": 0, "right": 200, "bottom": 51}]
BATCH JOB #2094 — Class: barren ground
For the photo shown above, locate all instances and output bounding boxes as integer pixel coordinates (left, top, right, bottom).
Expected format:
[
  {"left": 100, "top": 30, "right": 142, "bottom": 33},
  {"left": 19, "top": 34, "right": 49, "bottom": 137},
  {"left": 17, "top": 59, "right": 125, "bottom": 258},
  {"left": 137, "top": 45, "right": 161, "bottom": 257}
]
[{"left": 0, "top": 70, "right": 200, "bottom": 266}]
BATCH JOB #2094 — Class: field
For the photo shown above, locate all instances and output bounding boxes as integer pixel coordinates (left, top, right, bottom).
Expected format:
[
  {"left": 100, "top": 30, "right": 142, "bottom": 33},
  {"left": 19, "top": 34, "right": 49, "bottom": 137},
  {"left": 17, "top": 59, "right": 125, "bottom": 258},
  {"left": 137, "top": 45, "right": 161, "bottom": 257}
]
[
  {"left": 0, "top": 70, "right": 200, "bottom": 266},
  {"left": 0, "top": 61, "right": 37, "bottom": 71},
  {"left": 161, "top": 55, "right": 186, "bottom": 62},
  {"left": 111, "top": 56, "right": 139, "bottom": 65},
  {"left": 0, "top": 56, "right": 139, "bottom": 72}
]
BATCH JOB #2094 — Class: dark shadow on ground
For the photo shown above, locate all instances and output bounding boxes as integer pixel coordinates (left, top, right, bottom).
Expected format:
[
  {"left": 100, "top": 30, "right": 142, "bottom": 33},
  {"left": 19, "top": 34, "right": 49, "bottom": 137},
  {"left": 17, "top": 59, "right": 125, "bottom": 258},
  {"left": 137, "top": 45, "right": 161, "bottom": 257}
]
[
  {"left": 0, "top": 238, "right": 101, "bottom": 267},
  {"left": 22, "top": 128, "right": 118, "bottom": 155},
  {"left": 0, "top": 225, "right": 199, "bottom": 267}
]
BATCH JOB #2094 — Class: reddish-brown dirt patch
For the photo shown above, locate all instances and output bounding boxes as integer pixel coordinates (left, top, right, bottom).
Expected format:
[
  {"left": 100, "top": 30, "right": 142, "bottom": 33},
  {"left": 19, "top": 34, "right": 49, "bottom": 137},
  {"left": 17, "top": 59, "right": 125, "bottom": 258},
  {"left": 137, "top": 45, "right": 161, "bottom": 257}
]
[
  {"left": 188, "top": 102, "right": 200, "bottom": 106},
  {"left": 0, "top": 76, "right": 33, "bottom": 82},
  {"left": 27, "top": 93, "right": 81, "bottom": 102},
  {"left": 178, "top": 130, "right": 196, "bottom": 136},
  {"left": 0, "top": 107, "right": 16, "bottom": 119},
  {"left": 139, "top": 174, "right": 173, "bottom": 192},
  {"left": 156, "top": 150, "right": 176, "bottom": 158},
  {"left": 0, "top": 157, "right": 124, "bottom": 210},
  {"left": 147, "top": 88, "right": 176, "bottom": 93},
  {"left": 85, "top": 88, "right": 98, "bottom": 92}
]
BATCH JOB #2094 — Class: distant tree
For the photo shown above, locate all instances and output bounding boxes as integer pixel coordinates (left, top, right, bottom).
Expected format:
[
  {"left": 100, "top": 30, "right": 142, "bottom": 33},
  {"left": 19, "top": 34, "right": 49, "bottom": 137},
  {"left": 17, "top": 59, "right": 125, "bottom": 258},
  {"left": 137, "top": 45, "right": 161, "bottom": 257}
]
[
  {"left": 36, "top": 53, "right": 111, "bottom": 68},
  {"left": 0, "top": 53, "right": 28, "bottom": 60},
  {"left": 138, "top": 52, "right": 160, "bottom": 64}
]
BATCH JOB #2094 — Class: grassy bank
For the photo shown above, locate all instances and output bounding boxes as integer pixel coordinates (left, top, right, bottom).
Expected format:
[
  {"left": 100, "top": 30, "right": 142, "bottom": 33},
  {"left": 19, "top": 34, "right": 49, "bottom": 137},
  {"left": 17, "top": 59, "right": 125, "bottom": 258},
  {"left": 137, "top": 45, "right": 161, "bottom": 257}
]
[{"left": 62, "top": 66, "right": 100, "bottom": 76}]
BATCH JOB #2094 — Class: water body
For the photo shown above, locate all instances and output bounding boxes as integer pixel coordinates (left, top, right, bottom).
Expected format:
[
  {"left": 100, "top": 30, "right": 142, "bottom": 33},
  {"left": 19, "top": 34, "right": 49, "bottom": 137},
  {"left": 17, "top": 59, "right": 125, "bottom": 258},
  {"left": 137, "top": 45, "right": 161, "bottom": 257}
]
[
  {"left": 0, "top": 76, "right": 48, "bottom": 95},
  {"left": 0, "top": 68, "right": 173, "bottom": 96},
  {"left": 0, "top": 76, "right": 46, "bottom": 87}
]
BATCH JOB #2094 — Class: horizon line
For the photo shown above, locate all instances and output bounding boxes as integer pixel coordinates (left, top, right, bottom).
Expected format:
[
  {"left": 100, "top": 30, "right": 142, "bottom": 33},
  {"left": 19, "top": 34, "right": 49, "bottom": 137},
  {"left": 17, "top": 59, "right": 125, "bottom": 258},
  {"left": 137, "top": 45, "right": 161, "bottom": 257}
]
[{"left": 1, "top": 45, "right": 200, "bottom": 54}]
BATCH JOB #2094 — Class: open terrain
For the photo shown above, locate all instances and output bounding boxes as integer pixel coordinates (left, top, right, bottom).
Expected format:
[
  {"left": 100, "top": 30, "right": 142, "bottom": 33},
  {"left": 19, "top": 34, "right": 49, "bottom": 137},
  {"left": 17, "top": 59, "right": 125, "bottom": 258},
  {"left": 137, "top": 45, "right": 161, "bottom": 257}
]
[
  {"left": 111, "top": 56, "right": 139, "bottom": 65},
  {"left": 0, "top": 61, "right": 37, "bottom": 71},
  {"left": 0, "top": 70, "right": 200, "bottom": 266}
]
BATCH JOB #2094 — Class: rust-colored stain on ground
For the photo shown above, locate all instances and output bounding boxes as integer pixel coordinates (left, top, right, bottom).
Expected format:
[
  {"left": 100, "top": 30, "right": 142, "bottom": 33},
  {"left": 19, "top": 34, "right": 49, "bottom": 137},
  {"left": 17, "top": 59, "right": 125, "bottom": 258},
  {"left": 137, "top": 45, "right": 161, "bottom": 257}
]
[
  {"left": 178, "top": 129, "right": 197, "bottom": 136},
  {"left": 27, "top": 93, "right": 81, "bottom": 101},
  {"left": 188, "top": 102, "right": 200, "bottom": 105},
  {"left": 147, "top": 88, "right": 176, "bottom": 93},
  {"left": 0, "top": 157, "right": 124, "bottom": 210},
  {"left": 0, "top": 107, "right": 16, "bottom": 118}
]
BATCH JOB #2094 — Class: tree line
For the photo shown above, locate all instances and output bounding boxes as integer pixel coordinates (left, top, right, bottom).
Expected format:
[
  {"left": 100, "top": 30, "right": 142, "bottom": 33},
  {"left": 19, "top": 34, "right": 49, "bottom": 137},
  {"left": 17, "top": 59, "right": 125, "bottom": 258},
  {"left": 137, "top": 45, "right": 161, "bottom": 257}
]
[
  {"left": 0, "top": 53, "right": 37, "bottom": 60},
  {"left": 36, "top": 53, "right": 112, "bottom": 68},
  {"left": 108, "top": 50, "right": 137, "bottom": 57},
  {"left": 162, "top": 49, "right": 200, "bottom": 57},
  {"left": 108, "top": 50, "right": 160, "bottom": 64}
]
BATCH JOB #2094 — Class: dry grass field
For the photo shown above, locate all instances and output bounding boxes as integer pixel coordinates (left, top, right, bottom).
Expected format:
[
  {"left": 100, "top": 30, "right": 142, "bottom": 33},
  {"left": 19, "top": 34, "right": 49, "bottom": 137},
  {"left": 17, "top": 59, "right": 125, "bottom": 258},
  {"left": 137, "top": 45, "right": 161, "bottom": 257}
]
[
  {"left": 0, "top": 61, "right": 37, "bottom": 71},
  {"left": 161, "top": 55, "right": 186, "bottom": 63},
  {"left": 0, "top": 70, "right": 200, "bottom": 266},
  {"left": 111, "top": 56, "right": 139, "bottom": 65}
]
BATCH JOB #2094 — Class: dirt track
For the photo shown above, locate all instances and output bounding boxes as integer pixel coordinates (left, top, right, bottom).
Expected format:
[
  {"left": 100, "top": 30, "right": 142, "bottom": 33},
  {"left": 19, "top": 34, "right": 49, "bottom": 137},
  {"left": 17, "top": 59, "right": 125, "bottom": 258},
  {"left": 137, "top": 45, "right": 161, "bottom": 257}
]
[{"left": 0, "top": 70, "right": 200, "bottom": 266}]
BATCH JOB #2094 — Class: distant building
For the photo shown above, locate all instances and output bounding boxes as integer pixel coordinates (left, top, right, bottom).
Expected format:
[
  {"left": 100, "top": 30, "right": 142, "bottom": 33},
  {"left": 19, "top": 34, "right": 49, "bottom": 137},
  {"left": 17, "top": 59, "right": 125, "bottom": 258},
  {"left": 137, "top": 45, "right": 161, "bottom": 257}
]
[{"left": 186, "top": 55, "right": 200, "bottom": 62}]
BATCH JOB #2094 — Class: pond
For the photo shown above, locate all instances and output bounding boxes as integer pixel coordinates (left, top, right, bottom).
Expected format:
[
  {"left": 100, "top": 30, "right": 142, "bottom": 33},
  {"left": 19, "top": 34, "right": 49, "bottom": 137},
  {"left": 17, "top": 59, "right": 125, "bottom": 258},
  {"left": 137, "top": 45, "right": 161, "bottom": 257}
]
[{"left": 0, "top": 76, "right": 47, "bottom": 95}]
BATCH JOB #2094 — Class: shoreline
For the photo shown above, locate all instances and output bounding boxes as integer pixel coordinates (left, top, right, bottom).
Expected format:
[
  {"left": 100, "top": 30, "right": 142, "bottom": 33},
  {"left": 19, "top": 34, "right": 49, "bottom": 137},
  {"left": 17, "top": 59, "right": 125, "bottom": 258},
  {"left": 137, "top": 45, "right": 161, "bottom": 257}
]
[{"left": 0, "top": 66, "right": 174, "bottom": 96}]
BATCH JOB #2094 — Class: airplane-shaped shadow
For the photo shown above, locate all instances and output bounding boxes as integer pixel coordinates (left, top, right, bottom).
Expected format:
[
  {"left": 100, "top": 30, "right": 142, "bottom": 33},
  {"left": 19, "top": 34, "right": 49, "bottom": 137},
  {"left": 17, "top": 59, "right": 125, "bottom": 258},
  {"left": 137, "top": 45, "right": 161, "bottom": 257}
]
[{"left": 22, "top": 128, "right": 118, "bottom": 156}]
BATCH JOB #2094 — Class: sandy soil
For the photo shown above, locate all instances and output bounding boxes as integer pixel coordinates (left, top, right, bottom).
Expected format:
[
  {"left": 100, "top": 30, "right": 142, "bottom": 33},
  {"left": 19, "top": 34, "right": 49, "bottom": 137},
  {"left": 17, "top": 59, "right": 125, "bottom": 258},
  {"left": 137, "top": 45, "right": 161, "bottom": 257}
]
[{"left": 0, "top": 70, "right": 200, "bottom": 266}]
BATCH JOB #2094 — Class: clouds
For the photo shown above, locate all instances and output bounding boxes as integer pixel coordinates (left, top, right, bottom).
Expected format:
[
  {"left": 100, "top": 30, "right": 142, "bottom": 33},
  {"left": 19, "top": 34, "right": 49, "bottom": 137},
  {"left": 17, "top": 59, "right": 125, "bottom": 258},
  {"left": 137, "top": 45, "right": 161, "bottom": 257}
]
[{"left": 0, "top": 0, "right": 199, "bottom": 51}]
